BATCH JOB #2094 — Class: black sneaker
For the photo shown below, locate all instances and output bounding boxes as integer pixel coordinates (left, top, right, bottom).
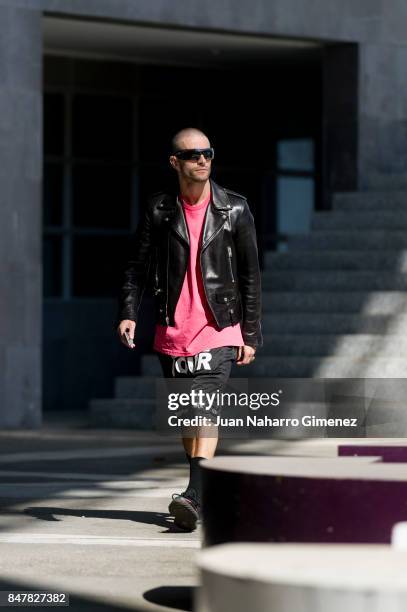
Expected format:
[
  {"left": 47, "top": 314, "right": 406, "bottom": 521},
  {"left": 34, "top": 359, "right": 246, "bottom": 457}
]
[{"left": 168, "top": 488, "right": 201, "bottom": 531}]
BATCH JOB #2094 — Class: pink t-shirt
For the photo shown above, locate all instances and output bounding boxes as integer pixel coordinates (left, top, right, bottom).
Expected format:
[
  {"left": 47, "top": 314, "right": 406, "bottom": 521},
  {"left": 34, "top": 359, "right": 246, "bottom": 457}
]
[{"left": 153, "top": 190, "right": 244, "bottom": 356}]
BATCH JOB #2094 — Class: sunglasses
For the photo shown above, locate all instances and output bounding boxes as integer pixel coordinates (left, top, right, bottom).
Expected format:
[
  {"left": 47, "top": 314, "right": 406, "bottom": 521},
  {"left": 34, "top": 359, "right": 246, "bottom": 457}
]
[{"left": 173, "top": 147, "right": 215, "bottom": 161}]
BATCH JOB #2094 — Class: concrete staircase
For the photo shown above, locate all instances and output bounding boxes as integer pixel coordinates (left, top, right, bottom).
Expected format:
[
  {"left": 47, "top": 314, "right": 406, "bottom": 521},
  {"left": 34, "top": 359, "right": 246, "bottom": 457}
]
[
  {"left": 259, "top": 189, "right": 407, "bottom": 378},
  {"left": 90, "top": 190, "right": 407, "bottom": 426}
]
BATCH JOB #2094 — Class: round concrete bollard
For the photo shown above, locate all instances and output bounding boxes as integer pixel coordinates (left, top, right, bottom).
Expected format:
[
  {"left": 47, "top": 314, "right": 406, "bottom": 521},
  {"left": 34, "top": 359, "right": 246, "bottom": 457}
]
[
  {"left": 392, "top": 522, "right": 407, "bottom": 550},
  {"left": 200, "top": 455, "right": 407, "bottom": 547},
  {"left": 195, "top": 543, "right": 407, "bottom": 612}
]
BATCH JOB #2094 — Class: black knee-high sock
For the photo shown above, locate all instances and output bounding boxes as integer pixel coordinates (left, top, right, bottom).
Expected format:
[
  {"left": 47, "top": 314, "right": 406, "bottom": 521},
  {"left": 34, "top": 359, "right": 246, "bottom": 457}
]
[
  {"left": 186, "top": 456, "right": 205, "bottom": 503},
  {"left": 185, "top": 452, "right": 191, "bottom": 465}
]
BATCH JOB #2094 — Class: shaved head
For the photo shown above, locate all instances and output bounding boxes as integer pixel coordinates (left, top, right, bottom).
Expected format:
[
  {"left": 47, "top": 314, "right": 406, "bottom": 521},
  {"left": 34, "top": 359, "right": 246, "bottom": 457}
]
[
  {"left": 171, "top": 127, "right": 210, "bottom": 153},
  {"left": 169, "top": 127, "right": 213, "bottom": 189}
]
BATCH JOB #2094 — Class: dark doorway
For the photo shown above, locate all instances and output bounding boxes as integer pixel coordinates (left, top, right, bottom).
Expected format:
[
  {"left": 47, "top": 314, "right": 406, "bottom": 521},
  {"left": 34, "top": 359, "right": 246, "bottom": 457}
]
[{"left": 43, "top": 53, "right": 322, "bottom": 412}]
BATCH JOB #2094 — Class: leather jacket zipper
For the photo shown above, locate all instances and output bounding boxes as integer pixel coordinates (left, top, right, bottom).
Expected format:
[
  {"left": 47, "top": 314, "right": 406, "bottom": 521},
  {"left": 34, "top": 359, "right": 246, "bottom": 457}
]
[
  {"left": 165, "top": 232, "right": 170, "bottom": 325},
  {"left": 153, "top": 248, "right": 161, "bottom": 297},
  {"left": 227, "top": 246, "right": 235, "bottom": 283},
  {"left": 199, "top": 213, "right": 229, "bottom": 323},
  {"left": 155, "top": 247, "right": 159, "bottom": 289},
  {"left": 200, "top": 250, "right": 215, "bottom": 323}
]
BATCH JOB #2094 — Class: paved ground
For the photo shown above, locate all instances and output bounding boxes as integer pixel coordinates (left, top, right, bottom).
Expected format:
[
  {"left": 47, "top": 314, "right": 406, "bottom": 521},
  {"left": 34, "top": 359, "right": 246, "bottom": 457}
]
[{"left": 0, "top": 413, "right": 385, "bottom": 611}]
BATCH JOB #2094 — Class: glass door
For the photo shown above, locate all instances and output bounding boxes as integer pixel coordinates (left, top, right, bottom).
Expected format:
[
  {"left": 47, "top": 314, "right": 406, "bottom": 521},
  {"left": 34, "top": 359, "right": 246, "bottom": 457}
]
[{"left": 275, "top": 138, "right": 316, "bottom": 252}]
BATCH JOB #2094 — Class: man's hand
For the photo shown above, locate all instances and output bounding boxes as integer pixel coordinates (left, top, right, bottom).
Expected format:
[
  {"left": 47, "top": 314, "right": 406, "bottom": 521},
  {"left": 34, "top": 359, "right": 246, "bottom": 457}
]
[
  {"left": 236, "top": 345, "right": 256, "bottom": 365},
  {"left": 117, "top": 320, "right": 136, "bottom": 349}
]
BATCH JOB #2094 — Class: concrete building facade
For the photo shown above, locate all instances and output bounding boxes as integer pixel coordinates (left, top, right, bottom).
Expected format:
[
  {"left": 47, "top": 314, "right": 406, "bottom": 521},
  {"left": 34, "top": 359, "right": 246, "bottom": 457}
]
[{"left": 2, "top": 0, "right": 407, "bottom": 426}]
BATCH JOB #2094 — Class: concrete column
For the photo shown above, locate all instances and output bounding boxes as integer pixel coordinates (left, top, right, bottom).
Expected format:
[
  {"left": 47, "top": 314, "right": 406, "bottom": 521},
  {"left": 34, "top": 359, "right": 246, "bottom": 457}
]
[
  {"left": 0, "top": 6, "right": 42, "bottom": 427},
  {"left": 322, "top": 41, "right": 407, "bottom": 195},
  {"left": 322, "top": 43, "right": 358, "bottom": 206}
]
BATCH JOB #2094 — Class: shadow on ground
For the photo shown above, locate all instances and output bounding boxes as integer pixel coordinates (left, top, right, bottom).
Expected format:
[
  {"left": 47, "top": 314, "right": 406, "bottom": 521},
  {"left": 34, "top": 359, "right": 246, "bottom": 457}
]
[
  {"left": 144, "top": 586, "right": 194, "bottom": 611},
  {"left": 24, "top": 506, "right": 197, "bottom": 533}
]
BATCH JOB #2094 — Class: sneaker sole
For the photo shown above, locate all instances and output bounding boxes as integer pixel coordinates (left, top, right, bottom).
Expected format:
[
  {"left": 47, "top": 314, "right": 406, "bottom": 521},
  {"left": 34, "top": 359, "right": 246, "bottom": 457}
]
[{"left": 169, "top": 497, "right": 199, "bottom": 531}]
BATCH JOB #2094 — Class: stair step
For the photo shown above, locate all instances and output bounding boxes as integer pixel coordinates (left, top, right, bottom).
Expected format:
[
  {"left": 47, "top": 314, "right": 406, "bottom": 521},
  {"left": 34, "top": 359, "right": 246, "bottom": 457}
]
[
  {"left": 140, "top": 354, "right": 407, "bottom": 377},
  {"left": 89, "top": 398, "right": 155, "bottom": 428},
  {"left": 333, "top": 191, "right": 407, "bottom": 211},
  {"left": 262, "top": 271, "right": 407, "bottom": 290},
  {"left": 114, "top": 376, "right": 157, "bottom": 399},
  {"left": 261, "top": 312, "right": 407, "bottom": 334},
  {"left": 363, "top": 171, "right": 407, "bottom": 191},
  {"left": 288, "top": 231, "right": 407, "bottom": 250},
  {"left": 263, "top": 250, "right": 407, "bottom": 271},
  {"left": 262, "top": 291, "right": 407, "bottom": 314},
  {"left": 260, "top": 334, "right": 407, "bottom": 357},
  {"left": 312, "top": 211, "right": 407, "bottom": 230}
]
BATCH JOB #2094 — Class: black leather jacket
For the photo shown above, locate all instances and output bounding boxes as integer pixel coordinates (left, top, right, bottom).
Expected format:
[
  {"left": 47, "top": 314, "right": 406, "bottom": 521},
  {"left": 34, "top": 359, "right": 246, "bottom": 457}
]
[{"left": 117, "top": 178, "right": 263, "bottom": 349}]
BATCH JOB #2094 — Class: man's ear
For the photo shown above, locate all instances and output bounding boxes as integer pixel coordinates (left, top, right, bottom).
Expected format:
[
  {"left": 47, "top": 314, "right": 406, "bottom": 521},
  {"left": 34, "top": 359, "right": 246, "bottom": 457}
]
[{"left": 169, "top": 155, "right": 178, "bottom": 171}]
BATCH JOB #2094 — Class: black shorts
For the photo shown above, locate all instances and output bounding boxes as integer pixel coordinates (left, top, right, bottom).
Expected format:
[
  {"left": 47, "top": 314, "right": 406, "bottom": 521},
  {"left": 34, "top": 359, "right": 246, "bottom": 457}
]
[{"left": 156, "top": 346, "right": 237, "bottom": 424}]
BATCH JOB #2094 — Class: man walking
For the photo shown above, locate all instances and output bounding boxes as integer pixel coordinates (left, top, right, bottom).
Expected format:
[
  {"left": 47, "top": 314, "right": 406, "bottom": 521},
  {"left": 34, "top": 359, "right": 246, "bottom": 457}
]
[{"left": 117, "top": 127, "right": 262, "bottom": 530}]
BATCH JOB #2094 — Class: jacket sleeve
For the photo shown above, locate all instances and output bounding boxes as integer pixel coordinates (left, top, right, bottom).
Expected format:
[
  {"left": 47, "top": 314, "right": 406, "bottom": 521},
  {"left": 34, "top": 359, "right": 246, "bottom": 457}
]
[
  {"left": 234, "top": 200, "right": 263, "bottom": 349},
  {"left": 116, "top": 202, "right": 154, "bottom": 326}
]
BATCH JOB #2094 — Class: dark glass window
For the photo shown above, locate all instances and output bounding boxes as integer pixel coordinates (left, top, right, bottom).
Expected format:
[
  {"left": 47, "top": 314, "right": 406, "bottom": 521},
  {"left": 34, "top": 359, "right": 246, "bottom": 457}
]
[
  {"left": 44, "top": 93, "right": 64, "bottom": 156},
  {"left": 43, "top": 236, "right": 63, "bottom": 297},
  {"left": 275, "top": 138, "right": 316, "bottom": 252},
  {"left": 139, "top": 97, "right": 200, "bottom": 163},
  {"left": 72, "top": 163, "right": 132, "bottom": 229},
  {"left": 72, "top": 235, "right": 132, "bottom": 297},
  {"left": 72, "top": 95, "right": 133, "bottom": 161},
  {"left": 43, "top": 163, "right": 64, "bottom": 227},
  {"left": 202, "top": 97, "right": 257, "bottom": 166},
  {"left": 211, "top": 167, "right": 260, "bottom": 205},
  {"left": 44, "top": 82, "right": 137, "bottom": 299},
  {"left": 277, "top": 139, "right": 315, "bottom": 171},
  {"left": 138, "top": 164, "right": 175, "bottom": 206}
]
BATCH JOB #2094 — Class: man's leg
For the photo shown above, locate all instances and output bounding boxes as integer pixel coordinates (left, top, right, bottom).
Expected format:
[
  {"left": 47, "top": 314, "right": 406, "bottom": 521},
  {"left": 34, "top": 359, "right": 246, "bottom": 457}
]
[
  {"left": 157, "top": 347, "right": 236, "bottom": 530},
  {"left": 155, "top": 351, "right": 203, "bottom": 529},
  {"left": 181, "top": 346, "right": 236, "bottom": 504},
  {"left": 155, "top": 351, "right": 199, "bottom": 459},
  {"left": 182, "top": 429, "right": 218, "bottom": 459}
]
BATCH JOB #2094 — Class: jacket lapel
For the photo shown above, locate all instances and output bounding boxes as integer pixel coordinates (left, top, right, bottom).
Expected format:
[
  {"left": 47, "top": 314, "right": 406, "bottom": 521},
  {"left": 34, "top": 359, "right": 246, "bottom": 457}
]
[
  {"left": 201, "top": 179, "right": 232, "bottom": 251},
  {"left": 162, "top": 179, "right": 232, "bottom": 249},
  {"left": 158, "top": 193, "right": 190, "bottom": 246},
  {"left": 172, "top": 195, "right": 190, "bottom": 246}
]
